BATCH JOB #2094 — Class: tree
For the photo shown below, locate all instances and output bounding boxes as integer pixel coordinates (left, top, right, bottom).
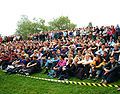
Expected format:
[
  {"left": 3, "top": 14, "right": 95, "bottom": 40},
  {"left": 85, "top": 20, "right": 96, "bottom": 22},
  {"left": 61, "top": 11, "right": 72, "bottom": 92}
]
[
  {"left": 48, "top": 16, "right": 76, "bottom": 30},
  {"left": 32, "top": 18, "right": 48, "bottom": 32},
  {"left": 88, "top": 22, "right": 93, "bottom": 28},
  {"left": 16, "top": 15, "right": 48, "bottom": 39},
  {"left": 16, "top": 15, "right": 77, "bottom": 39}
]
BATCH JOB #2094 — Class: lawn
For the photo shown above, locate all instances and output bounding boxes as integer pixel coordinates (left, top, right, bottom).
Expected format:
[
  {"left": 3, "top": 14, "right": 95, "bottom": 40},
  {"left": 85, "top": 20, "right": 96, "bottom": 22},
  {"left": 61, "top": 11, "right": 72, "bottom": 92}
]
[{"left": 0, "top": 70, "right": 120, "bottom": 94}]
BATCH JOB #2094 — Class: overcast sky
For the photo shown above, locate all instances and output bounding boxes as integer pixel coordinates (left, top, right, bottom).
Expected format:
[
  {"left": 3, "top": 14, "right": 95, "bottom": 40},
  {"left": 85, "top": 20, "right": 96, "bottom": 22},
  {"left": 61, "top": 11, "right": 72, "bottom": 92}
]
[{"left": 0, "top": 0, "right": 120, "bottom": 36}]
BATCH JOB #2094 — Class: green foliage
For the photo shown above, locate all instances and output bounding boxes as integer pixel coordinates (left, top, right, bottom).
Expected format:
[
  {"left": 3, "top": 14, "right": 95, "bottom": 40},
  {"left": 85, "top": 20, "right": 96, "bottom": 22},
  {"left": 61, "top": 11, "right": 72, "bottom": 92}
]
[
  {"left": 16, "top": 15, "right": 32, "bottom": 39},
  {"left": 88, "top": 22, "right": 93, "bottom": 27},
  {"left": 16, "top": 15, "right": 48, "bottom": 39},
  {"left": 16, "top": 16, "right": 76, "bottom": 39},
  {"left": 48, "top": 16, "right": 76, "bottom": 30}
]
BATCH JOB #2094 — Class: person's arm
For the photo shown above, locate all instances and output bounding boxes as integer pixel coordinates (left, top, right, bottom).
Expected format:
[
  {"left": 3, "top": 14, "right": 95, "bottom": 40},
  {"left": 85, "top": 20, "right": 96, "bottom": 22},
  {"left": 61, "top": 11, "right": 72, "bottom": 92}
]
[
  {"left": 83, "top": 60, "right": 93, "bottom": 65},
  {"left": 12, "top": 60, "right": 20, "bottom": 65},
  {"left": 82, "top": 49, "right": 86, "bottom": 55},
  {"left": 90, "top": 52, "right": 95, "bottom": 58},
  {"left": 103, "top": 62, "right": 110, "bottom": 71},
  {"left": 109, "top": 63, "right": 120, "bottom": 73},
  {"left": 90, "top": 58, "right": 96, "bottom": 66},
  {"left": 95, "top": 49, "right": 101, "bottom": 55},
  {"left": 26, "top": 62, "right": 31, "bottom": 67},
  {"left": 96, "top": 61, "right": 106, "bottom": 68},
  {"left": 114, "top": 50, "right": 120, "bottom": 54},
  {"left": 91, "top": 47, "right": 97, "bottom": 50},
  {"left": 77, "top": 60, "right": 84, "bottom": 64},
  {"left": 52, "top": 59, "right": 59, "bottom": 63},
  {"left": 27, "top": 62, "right": 37, "bottom": 68},
  {"left": 2, "top": 56, "right": 10, "bottom": 61}
]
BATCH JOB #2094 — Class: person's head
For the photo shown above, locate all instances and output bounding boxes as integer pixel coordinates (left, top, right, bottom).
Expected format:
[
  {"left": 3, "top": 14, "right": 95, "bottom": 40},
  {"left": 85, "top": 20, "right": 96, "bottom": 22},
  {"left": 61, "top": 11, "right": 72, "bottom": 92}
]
[
  {"left": 74, "top": 55, "right": 79, "bottom": 63},
  {"left": 114, "top": 44, "right": 118, "bottom": 50},
  {"left": 54, "top": 55, "right": 58, "bottom": 60},
  {"left": 85, "top": 54, "right": 90, "bottom": 60},
  {"left": 101, "top": 44, "right": 105, "bottom": 50},
  {"left": 110, "top": 56, "right": 115, "bottom": 63},
  {"left": 1, "top": 52, "right": 5, "bottom": 56},
  {"left": 77, "top": 50, "right": 82, "bottom": 57},
  {"left": 68, "top": 53, "right": 73, "bottom": 59},
  {"left": 48, "top": 57, "right": 51, "bottom": 60},
  {"left": 68, "top": 58, "right": 73, "bottom": 64},
  {"left": 21, "top": 56, "right": 25, "bottom": 59},
  {"left": 103, "top": 51, "right": 108, "bottom": 56},
  {"left": 95, "top": 55, "right": 102, "bottom": 62},
  {"left": 56, "top": 49, "right": 61, "bottom": 54},
  {"left": 34, "top": 50, "right": 38, "bottom": 54},
  {"left": 33, "top": 56, "right": 38, "bottom": 60},
  {"left": 59, "top": 55, "right": 65, "bottom": 60},
  {"left": 25, "top": 57, "right": 30, "bottom": 61}
]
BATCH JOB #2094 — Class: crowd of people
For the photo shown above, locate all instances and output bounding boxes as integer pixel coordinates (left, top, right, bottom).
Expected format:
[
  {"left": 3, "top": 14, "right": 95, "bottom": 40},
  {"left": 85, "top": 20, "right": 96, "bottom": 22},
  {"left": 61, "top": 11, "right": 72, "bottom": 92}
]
[{"left": 0, "top": 25, "right": 120, "bottom": 86}]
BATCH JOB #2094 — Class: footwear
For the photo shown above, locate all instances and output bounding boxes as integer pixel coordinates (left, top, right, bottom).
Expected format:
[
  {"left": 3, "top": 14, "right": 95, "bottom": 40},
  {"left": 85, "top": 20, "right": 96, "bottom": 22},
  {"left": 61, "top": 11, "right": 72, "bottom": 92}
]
[
  {"left": 58, "top": 77, "right": 64, "bottom": 80},
  {"left": 89, "top": 74, "right": 92, "bottom": 79},
  {"left": 103, "top": 80, "right": 108, "bottom": 84},
  {"left": 44, "top": 68, "right": 48, "bottom": 74},
  {"left": 117, "top": 88, "right": 120, "bottom": 91},
  {"left": 100, "top": 79, "right": 104, "bottom": 84},
  {"left": 25, "top": 73, "right": 29, "bottom": 76},
  {"left": 44, "top": 70, "right": 48, "bottom": 74},
  {"left": 95, "top": 75, "right": 99, "bottom": 78},
  {"left": 64, "top": 79, "right": 68, "bottom": 81},
  {"left": 93, "top": 78, "right": 97, "bottom": 81},
  {"left": 89, "top": 74, "right": 92, "bottom": 76}
]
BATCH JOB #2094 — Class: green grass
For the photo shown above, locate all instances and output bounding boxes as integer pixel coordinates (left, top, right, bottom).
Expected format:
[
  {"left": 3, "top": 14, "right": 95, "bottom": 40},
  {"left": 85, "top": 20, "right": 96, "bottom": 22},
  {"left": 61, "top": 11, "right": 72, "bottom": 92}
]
[{"left": 0, "top": 70, "right": 120, "bottom": 94}]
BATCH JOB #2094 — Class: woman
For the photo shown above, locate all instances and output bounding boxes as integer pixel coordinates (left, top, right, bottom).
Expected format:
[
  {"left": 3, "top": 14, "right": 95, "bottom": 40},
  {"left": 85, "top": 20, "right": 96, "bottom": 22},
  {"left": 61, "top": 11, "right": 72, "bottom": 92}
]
[
  {"left": 53, "top": 55, "right": 66, "bottom": 78},
  {"left": 58, "top": 58, "right": 76, "bottom": 80},
  {"left": 77, "top": 54, "right": 93, "bottom": 78}
]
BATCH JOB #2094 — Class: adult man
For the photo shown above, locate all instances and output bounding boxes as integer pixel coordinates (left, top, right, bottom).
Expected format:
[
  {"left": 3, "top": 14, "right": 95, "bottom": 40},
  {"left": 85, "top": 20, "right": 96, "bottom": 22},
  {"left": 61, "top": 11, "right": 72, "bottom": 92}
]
[
  {"left": 101, "top": 56, "right": 120, "bottom": 84},
  {"left": 21, "top": 56, "right": 41, "bottom": 75}
]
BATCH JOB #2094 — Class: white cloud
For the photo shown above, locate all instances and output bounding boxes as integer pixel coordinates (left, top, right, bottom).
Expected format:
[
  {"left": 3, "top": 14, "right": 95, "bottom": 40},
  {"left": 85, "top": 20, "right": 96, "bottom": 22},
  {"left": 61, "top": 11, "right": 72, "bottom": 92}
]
[{"left": 0, "top": 0, "right": 120, "bottom": 36}]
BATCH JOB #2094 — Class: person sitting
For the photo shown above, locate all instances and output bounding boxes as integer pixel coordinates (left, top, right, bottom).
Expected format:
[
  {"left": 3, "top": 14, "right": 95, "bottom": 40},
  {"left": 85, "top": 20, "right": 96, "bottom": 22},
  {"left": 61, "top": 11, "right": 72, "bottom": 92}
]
[
  {"left": 6, "top": 56, "right": 30, "bottom": 74},
  {"left": 20, "top": 56, "right": 41, "bottom": 75},
  {"left": 59, "top": 58, "right": 76, "bottom": 80},
  {"left": 95, "top": 44, "right": 107, "bottom": 56},
  {"left": 0, "top": 52, "right": 10, "bottom": 70},
  {"left": 101, "top": 56, "right": 120, "bottom": 84},
  {"left": 77, "top": 54, "right": 93, "bottom": 78},
  {"left": 53, "top": 55, "right": 66, "bottom": 78},
  {"left": 90, "top": 55, "right": 106, "bottom": 79},
  {"left": 111, "top": 44, "right": 120, "bottom": 61}
]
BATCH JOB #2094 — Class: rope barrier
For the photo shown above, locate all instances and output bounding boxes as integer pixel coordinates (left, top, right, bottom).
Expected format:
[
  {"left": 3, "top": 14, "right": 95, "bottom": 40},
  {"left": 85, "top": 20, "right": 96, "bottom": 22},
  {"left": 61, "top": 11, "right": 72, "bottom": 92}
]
[{"left": 17, "top": 74, "right": 120, "bottom": 88}]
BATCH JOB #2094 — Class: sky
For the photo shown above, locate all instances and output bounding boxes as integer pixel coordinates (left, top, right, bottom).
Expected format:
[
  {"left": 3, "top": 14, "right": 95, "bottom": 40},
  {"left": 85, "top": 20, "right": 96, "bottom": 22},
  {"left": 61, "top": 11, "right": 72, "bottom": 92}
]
[{"left": 0, "top": 0, "right": 120, "bottom": 36}]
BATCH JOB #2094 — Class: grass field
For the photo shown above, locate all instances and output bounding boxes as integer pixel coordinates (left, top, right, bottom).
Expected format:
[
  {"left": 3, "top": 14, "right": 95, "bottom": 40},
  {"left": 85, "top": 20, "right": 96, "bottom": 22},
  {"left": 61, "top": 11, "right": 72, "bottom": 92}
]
[{"left": 0, "top": 70, "right": 120, "bottom": 94}]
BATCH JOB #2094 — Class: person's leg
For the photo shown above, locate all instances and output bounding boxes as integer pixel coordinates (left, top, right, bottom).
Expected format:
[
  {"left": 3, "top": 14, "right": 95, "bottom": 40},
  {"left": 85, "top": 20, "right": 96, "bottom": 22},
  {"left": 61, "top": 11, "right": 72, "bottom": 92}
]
[
  {"left": 1, "top": 61, "right": 9, "bottom": 70},
  {"left": 55, "top": 67, "right": 62, "bottom": 78},
  {"left": 106, "top": 72, "right": 118, "bottom": 83},
  {"left": 100, "top": 71, "right": 108, "bottom": 83},
  {"left": 84, "top": 65, "right": 90, "bottom": 78},
  {"left": 117, "top": 87, "right": 120, "bottom": 91}
]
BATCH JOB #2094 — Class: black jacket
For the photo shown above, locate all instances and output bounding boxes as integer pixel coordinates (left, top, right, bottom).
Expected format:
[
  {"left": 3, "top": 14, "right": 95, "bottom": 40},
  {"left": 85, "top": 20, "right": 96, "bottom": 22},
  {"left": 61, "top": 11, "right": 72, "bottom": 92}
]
[{"left": 104, "top": 61, "right": 120, "bottom": 73}]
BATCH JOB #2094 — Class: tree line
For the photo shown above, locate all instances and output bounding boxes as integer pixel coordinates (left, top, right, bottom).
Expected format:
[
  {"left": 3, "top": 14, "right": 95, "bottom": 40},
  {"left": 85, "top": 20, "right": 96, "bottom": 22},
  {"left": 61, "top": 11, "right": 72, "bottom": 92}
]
[{"left": 16, "top": 15, "right": 77, "bottom": 39}]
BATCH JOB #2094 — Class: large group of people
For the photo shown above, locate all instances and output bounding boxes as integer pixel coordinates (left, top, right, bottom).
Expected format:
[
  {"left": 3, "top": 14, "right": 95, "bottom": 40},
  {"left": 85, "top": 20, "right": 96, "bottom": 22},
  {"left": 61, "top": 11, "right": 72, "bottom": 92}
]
[{"left": 0, "top": 25, "right": 120, "bottom": 86}]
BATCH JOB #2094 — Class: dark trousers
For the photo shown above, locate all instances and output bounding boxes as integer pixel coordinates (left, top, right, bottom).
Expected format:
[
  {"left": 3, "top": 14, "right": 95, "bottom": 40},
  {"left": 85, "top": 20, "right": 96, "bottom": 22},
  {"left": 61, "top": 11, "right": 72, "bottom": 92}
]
[
  {"left": 1, "top": 61, "right": 10, "bottom": 70},
  {"left": 103, "top": 66, "right": 120, "bottom": 83}
]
